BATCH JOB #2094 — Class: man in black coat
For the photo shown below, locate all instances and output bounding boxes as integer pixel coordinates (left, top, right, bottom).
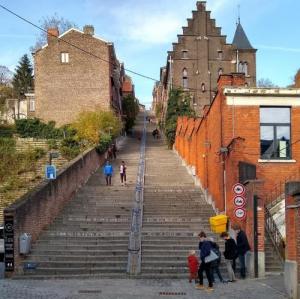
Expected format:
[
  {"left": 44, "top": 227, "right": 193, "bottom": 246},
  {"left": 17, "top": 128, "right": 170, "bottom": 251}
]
[
  {"left": 232, "top": 224, "right": 250, "bottom": 279},
  {"left": 220, "top": 232, "right": 237, "bottom": 282}
]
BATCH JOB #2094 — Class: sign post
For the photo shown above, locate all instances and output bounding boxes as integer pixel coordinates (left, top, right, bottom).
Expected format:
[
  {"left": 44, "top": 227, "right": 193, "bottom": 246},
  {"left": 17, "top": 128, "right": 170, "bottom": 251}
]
[
  {"left": 4, "top": 214, "right": 14, "bottom": 272},
  {"left": 45, "top": 165, "right": 56, "bottom": 180}
]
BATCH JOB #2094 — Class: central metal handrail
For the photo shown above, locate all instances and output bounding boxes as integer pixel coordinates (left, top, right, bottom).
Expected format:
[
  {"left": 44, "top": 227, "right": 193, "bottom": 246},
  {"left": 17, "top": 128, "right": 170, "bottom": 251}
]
[{"left": 127, "top": 115, "right": 146, "bottom": 275}]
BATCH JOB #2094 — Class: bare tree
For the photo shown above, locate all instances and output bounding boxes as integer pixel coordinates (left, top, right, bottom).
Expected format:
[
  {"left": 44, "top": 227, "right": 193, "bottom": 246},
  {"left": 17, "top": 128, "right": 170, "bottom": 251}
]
[
  {"left": 0, "top": 65, "right": 13, "bottom": 85},
  {"left": 31, "top": 13, "right": 77, "bottom": 52},
  {"left": 290, "top": 69, "right": 300, "bottom": 88},
  {"left": 257, "top": 78, "right": 278, "bottom": 88}
]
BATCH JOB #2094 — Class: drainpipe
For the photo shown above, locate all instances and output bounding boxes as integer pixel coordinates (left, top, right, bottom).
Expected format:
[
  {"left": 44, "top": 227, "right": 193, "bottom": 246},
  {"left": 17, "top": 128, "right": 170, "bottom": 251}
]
[{"left": 220, "top": 91, "right": 227, "bottom": 214}]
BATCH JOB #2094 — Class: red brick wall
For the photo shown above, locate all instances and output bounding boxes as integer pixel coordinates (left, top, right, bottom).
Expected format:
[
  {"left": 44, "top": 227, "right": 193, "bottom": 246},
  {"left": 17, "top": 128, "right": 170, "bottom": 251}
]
[
  {"left": 175, "top": 74, "right": 300, "bottom": 218},
  {"left": 4, "top": 148, "right": 105, "bottom": 274}
]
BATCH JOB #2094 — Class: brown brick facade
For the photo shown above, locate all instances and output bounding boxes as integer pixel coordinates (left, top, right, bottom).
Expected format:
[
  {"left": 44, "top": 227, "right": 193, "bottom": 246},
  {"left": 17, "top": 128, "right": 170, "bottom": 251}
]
[
  {"left": 34, "top": 28, "right": 122, "bottom": 126},
  {"left": 153, "top": 1, "right": 256, "bottom": 118}
]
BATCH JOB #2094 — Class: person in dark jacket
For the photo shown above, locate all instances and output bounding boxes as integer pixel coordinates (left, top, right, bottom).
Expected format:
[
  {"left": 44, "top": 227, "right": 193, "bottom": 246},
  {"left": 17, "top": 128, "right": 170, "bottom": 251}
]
[
  {"left": 195, "top": 232, "right": 214, "bottom": 292},
  {"left": 220, "top": 232, "right": 237, "bottom": 282},
  {"left": 209, "top": 238, "right": 224, "bottom": 283},
  {"left": 232, "top": 224, "right": 250, "bottom": 279}
]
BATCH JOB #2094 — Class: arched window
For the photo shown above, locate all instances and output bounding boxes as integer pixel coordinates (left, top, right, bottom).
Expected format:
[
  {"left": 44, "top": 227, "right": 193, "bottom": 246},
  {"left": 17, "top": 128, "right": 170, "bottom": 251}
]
[
  {"left": 182, "top": 68, "right": 188, "bottom": 89},
  {"left": 201, "top": 83, "right": 206, "bottom": 92},
  {"left": 218, "top": 68, "right": 223, "bottom": 76}
]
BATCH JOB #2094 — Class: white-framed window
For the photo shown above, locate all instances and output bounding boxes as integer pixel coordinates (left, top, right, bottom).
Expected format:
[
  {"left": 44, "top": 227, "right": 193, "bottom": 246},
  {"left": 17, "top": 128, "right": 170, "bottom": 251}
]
[
  {"left": 238, "top": 61, "right": 248, "bottom": 76},
  {"left": 29, "top": 99, "right": 35, "bottom": 112},
  {"left": 182, "top": 68, "right": 188, "bottom": 89},
  {"left": 201, "top": 83, "right": 206, "bottom": 92},
  {"left": 61, "top": 52, "right": 69, "bottom": 63},
  {"left": 218, "top": 68, "right": 223, "bottom": 76}
]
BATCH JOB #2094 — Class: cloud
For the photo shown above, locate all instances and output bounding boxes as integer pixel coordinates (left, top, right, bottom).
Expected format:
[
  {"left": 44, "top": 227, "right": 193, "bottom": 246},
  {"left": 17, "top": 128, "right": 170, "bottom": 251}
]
[
  {"left": 258, "top": 44, "right": 300, "bottom": 53},
  {"left": 84, "top": 0, "right": 232, "bottom": 45}
]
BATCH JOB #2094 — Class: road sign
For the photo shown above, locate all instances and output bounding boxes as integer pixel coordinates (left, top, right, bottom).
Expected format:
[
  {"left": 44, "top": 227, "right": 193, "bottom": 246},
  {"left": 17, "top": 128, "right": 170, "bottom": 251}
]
[
  {"left": 234, "top": 207, "right": 246, "bottom": 220},
  {"left": 234, "top": 195, "right": 246, "bottom": 208},
  {"left": 232, "top": 183, "right": 245, "bottom": 195},
  {"left": 45, "top": 165, "right": 56, "bottom": 180}
]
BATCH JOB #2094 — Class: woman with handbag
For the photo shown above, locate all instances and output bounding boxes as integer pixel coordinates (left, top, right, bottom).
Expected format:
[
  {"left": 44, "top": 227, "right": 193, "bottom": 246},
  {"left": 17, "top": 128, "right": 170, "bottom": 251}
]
[{"left": 196, "top": 231, "right": 215, "bottom": 292}]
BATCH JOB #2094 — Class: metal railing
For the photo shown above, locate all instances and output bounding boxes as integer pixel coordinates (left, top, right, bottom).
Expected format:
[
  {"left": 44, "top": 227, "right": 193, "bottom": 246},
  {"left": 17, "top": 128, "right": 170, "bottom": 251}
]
[
  {"left": 266, "top": 168, "right": 300, "bottom": 209},
  {"left": 127, "top": 115, "right": 146, "bottom": 275},
  {"left": 264, "top": 206, "right": 285, "bottom": 261}
]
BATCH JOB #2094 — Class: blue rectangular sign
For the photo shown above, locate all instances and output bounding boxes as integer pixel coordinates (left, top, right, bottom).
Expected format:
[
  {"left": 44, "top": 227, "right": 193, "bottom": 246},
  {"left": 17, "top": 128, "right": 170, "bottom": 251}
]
[{"left": 45, "top": 165, "right": 56, "bottom": 180}]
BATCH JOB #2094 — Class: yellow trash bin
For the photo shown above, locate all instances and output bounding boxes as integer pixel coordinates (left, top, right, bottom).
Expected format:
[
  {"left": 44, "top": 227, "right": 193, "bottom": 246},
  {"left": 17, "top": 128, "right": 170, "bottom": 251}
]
[{"left": 209, "top": 215, "right": 228, "bottom": 233}]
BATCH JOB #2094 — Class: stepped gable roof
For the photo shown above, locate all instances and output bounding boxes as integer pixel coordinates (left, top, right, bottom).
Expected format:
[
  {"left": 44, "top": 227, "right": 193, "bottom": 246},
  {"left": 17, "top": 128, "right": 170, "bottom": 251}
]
[{"left": 232, "top": 22, "right": 253, "bottom": 50}]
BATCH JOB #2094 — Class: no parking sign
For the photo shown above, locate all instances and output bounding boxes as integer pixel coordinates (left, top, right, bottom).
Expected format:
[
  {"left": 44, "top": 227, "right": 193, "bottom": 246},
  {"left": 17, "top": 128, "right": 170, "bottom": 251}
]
[
  {"left": 232, "top": 183, "right": 245, "bottom": 195},
  {"left": 234, "top": 207, "right": 246, "bottom": 220}
]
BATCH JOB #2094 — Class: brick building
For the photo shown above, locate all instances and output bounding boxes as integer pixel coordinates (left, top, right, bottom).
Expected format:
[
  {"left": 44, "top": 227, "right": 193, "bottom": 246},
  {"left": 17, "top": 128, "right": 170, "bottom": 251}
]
[
  {"left": 175, "top": 73, "right": 300, "bottom": 218},
  {"left": 34, "top": 25, "right": 123, "bottom": 126},
  {"left": 122, "top": 75, "right": 135, "bottom": 98},
  {"left": 153, "top": 1, "right": 256, "bottom": 117},
  {"left": 175, "top": 73, "right": 300, "bottom": 277}
]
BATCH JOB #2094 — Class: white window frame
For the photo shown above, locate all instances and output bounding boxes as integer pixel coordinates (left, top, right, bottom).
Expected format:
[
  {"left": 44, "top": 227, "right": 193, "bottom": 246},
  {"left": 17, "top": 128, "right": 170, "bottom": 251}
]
[
  {"left": 61, "top": 52, "right": 69, "bottom": 64},
  {"left": 29, "top": 99, "right": 35, "bottom": 112}
]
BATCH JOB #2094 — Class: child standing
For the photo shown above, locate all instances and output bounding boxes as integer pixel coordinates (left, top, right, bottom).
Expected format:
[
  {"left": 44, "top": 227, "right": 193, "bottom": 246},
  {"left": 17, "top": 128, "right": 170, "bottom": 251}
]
[
  {"left": 187, "top": 250, "right": 199, "bottom": 283},
  {"left": 120, "top": 161, "right": 127, "bottom": 186}
]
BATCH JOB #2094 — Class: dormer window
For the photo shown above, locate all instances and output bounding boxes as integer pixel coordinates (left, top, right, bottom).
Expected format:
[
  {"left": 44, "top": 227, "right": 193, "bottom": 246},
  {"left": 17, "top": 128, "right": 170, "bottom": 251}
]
[
  {"left": 61, "top": 52, "right": 69, "bottom": 63},
  {"left": 182, "top": 50, "right": 188, "bottom": 59}
]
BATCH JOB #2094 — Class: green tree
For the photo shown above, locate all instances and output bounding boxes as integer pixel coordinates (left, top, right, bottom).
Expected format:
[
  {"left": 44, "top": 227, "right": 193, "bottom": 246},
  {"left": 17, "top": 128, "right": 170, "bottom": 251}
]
[
  {"left": 122, "top": 94, "right": 139, "bottom": 132},
  {"left": 12, "top": 54, "right": 33, "bottom": 96},
  {"left": 164, "top": 89, "right": 195, "bottom": 148}
]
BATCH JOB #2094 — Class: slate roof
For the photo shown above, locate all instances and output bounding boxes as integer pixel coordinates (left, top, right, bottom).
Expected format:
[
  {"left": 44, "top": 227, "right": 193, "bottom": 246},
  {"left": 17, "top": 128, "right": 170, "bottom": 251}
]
[{"left": 232, "top": 22, "right": 254, "bottom": 50}]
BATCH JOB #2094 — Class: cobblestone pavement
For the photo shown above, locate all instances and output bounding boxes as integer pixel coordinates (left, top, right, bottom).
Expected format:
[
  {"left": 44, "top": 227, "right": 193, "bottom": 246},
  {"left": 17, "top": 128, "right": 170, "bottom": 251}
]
[{"left": 0, "top": 275, "right": 287, "bottom": 299}]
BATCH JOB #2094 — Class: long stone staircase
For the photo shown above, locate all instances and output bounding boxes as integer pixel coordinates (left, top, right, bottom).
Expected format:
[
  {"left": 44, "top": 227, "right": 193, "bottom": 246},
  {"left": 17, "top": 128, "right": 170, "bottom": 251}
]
[
  {"left": 16, "top": 117, "right": 221, "bottom": 279},
  {"left": 141, "top": 125, "right": 219, "bottom": 278},
  {"left": 19, "top": 132, "right": 141, "bottom": 279}
]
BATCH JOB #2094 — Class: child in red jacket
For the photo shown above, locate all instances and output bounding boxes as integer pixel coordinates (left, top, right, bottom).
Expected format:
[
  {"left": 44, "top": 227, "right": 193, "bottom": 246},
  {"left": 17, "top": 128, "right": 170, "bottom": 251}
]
[{"left": 187, "top": 250, "right": 199, "bottom": 283}]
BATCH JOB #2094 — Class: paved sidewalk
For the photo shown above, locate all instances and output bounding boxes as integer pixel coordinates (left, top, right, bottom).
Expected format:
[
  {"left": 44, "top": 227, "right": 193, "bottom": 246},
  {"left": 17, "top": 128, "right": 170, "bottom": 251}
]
[{"left": 0, "top": 275, "right": 287, "bottom": 299}]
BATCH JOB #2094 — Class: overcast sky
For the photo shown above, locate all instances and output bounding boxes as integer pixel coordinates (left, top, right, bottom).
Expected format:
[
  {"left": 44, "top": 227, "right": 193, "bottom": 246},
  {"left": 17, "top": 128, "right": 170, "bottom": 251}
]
[{"left": 0, "top": 0, "right": 300, "bottom": 107}]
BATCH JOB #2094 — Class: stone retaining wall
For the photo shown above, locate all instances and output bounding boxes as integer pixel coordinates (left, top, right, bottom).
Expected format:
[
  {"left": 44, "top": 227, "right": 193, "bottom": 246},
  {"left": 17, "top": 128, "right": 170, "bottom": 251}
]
[{"left": 4, "top": 148, "right": 105, "bottom": 275}]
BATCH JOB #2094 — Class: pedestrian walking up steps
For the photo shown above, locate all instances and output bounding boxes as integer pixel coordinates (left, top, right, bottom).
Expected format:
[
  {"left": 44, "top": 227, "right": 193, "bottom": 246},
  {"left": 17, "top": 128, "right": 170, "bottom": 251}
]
[
  {"left": 17, "top": 132, "right": 142, "bottom": 279},
  {"left": 141, "top": 125, "right": 222, "bottom": 278}
]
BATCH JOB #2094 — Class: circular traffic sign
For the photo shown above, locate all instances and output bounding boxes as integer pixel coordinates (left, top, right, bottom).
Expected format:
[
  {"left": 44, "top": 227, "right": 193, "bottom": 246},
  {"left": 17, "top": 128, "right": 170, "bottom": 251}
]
[
  {"left": 234, "top": 195, "right": 246, "bottom": 208},
  {"left": 232, "top": 183, "right": 245, "bottom": 195},
  {"left": 234, "top": 208, "right": 246, "bottom": 220}
]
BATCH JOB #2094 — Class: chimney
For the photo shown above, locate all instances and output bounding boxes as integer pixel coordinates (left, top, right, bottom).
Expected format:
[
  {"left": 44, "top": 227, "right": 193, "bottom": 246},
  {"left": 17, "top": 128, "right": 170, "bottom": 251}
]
[
  {"left": 83, "top": 25, "right": 94, "bottom": 36},
  {"left": 47, "top": 28, "right": 59, "bottom": 44}
]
